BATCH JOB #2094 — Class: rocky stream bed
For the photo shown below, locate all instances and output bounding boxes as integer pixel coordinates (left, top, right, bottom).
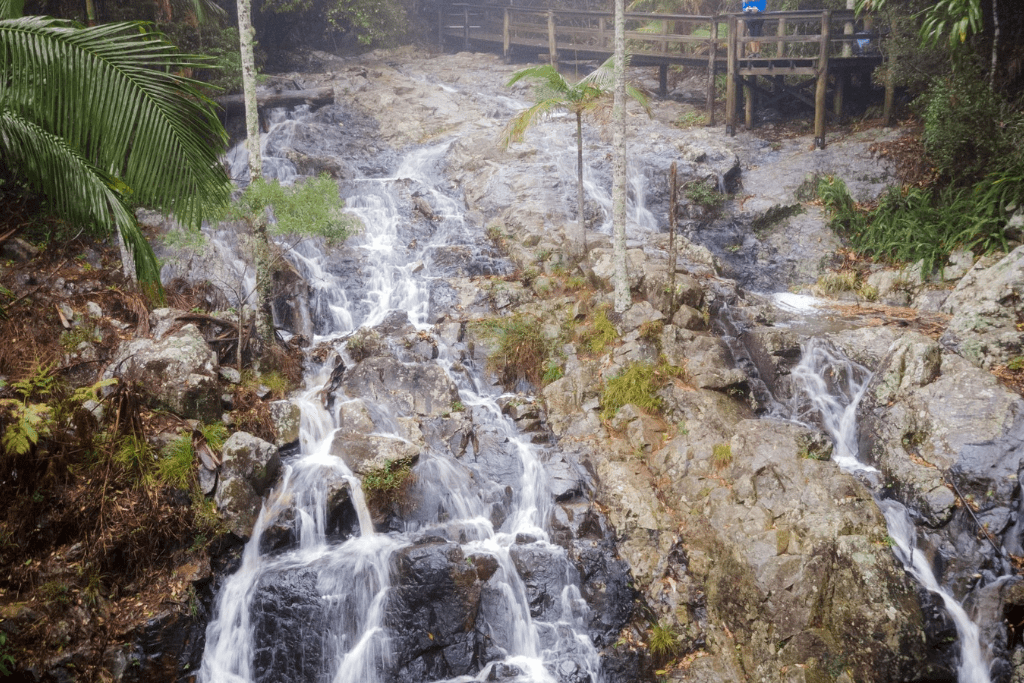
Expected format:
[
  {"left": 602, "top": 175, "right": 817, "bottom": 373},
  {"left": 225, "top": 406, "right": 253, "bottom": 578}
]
[{"left": 3, "top": 45, "right": 1023, "bottom": 683}]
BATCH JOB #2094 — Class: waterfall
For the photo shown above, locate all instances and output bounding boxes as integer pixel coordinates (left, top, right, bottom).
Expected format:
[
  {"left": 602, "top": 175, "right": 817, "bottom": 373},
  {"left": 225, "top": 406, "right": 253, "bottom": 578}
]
[
  {"left": 789, "top": 338, "right": 992, "bottom": 683},
  {"left": 200, "top": 117, "right": 604, "bottom": 683}
]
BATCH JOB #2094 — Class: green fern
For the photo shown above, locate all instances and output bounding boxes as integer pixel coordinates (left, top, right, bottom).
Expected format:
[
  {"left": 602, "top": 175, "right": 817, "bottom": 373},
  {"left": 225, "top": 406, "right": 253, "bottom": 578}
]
[{"left": 1, "top": 400, "right": 50, "bottom": 456}]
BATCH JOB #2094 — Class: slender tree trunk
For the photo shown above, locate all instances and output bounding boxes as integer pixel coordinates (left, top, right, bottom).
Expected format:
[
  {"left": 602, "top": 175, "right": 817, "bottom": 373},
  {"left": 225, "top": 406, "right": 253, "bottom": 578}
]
[
  {"left": 611, "top": 0, "right": 630, "bottom": 313},
  {"left": 237, "top": 0, "right": 275, "bottom": 347},
  {"left": 668, "top": 163, "right": 678, "bottom": 318},
  {"left": 575, "top": 110, "right": 587, "bottom": 261},
  {"left": 238, "top": 0, "right": 261, "bottom": 182},
  {"left": 84, "top": 0, "right": 96, "bottom": 25}
]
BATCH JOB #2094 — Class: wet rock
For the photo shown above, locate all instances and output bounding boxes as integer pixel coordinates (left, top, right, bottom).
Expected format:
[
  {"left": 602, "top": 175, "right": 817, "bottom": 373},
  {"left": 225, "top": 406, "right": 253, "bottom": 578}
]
[
  {"left": 105, "top": 322, "right": 221, "bottom": 422},
  {"left": 341, "top": 356, "right": 460, "bottom": 418},
  {"left": 268, "top": 400, "right": 302, "bottom": 449},
  {"left": 250, "top": 567, "right": 326, "bottom": 683},
  {"left": 214, "top": 432, "right": 281, "bottom": 538},
  {"left": 941, "top": 245, "right": 1024, "bottom": 368},
  {"left": 387, "top": 540, "right": 488, "bottom": 681},
  {"left": 860, "top": 335, "right": 1024, "bottom": 528}
]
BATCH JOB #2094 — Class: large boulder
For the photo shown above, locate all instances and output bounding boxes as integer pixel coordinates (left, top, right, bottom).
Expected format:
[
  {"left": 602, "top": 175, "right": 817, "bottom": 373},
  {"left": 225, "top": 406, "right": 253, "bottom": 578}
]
[
  {"left": 341, "top": 356, "right": 460, "bottom": 418},
  {"left": 941, "top": 245, "right": 1024, "bottom": 368},
  {"left": 105, "top": 321, "right": 220, "bottom": 421},
  {"left": 214, "top": 432, "right": 281, "bottom": 538}
]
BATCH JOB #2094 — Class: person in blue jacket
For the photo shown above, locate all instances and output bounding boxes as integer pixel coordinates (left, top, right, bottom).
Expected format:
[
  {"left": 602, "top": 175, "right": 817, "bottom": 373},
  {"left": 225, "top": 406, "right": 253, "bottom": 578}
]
[{"left": 743, "top": 0, "right": 766, "bottom": 56}]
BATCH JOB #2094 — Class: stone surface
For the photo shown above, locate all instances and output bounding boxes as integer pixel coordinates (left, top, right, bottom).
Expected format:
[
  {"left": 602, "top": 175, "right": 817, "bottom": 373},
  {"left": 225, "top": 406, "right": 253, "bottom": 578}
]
[{"left": 105, "top": 322, "right": 221, "bottom": 421}]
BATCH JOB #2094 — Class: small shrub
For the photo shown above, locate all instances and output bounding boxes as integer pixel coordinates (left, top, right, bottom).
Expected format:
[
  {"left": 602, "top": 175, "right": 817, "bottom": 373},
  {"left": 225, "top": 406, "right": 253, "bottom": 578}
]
[
  {"left": 577, "top": 307, "right": 619, "bottom": 356},
  {"left": 685, "top": 181, "right": 724, "bottom": 210},
  {"left": 479, "top": 315, "right": 550, "bottom": 388},
  {"left": 0, "top": 631, "right": 14, "bottom": 676},
  {"left": 712, "top": 442, "right": 733, "bottom": 470},
  {"left": 565, "top": 275, "right": 588, "bottom": 291},
  {"left": 601, "top": 362, "right": 666, "bottom": 420},
  {"left": 649, "top": 621, "right": 680, "bottom": 662},
  {"left": 362, "top": 459, "right": 414, "bottom": 509},
  {"left": 157, "top": 433, "right": 195, "bottom": 490},
  {"left": 542, "top": 358, "right": 564, "bottom": 384}
]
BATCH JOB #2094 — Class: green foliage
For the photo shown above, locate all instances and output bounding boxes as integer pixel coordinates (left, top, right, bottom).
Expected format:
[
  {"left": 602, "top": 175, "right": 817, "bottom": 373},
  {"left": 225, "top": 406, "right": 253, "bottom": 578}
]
[
  {"left": 712, "top": 442, "right": 733, "bottom": 470},
  {"left": 199, "top": 422, "right": 229, "bottom": 451},
  {"left": 674, "top": 110, "right": 706, "bottom": 129},
  {"left": 0, "top": 631, "right": 15, "bottom": 676},
  {"left": 922, "top": 68, "right": 1004, "bottom": 180},
  {"left": 0, "top": 12, "right": 231, "bottom": 289},
  {"left": 685, "top": 181, "right": 724, "bottom": 210},
  {"left": 362, "top": 458, "right": 414, "bottom": 508},
  {"left": 225, "top": 175, "right": 361, "bottom": 245},
  {"left": 648, "top": 620, "right": 680, "bottom": 662},
  {"left": 115, "top": 435, "right": 155, "bottom": 487},
  {"left": 11, "top": 361, "right": 58, "bottom": 401},
  {"left": 542, "top": 358, "right": 565, "bottom": 384},
  {"left": 1, "top": 400, "right": 50, "bottom": 456},
  {"left": 326, "top": 0, "right": 408, "bottom": 46},
  {"left": 815, "top": 270, "right": 859, "bottom": 296},
  {"left": 158, "top": 433, "right": 196, "bottom": 490},
  {"left": 601, "top": 362, "right": 665, "bottom": 420},
  {"left": 817, "top": 172, "right": 1018, "bottom": 277},
  {"left": 479, "top": 314, "right": 551, "bottom": 388},
  {"left": 577, "top": 307, "right": 619, "bottom": 356}
]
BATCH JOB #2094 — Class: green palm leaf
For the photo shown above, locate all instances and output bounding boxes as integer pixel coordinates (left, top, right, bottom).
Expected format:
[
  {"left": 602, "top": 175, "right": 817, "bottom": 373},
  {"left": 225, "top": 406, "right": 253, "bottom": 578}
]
[
  {"left": 0, "top": 14, "right": 231, "bottom": 287},
  {"left": 0, "top": 106, "right": 163, "bottom": 283}
]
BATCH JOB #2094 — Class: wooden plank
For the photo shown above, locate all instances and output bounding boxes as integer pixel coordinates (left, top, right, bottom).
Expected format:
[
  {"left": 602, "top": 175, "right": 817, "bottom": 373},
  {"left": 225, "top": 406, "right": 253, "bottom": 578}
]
[{"left": 548, "top": 10, "right": 557, "bottom": 66}]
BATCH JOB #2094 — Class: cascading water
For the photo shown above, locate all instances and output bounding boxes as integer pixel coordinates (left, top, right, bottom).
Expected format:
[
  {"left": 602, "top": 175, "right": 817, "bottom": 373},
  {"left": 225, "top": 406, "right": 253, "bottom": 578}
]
[
  {"left": 199, "top": 113, "right": 606, "bottom": 683},
  {"left": 789, "top": 338, "right": 992, "bottom": 683}
]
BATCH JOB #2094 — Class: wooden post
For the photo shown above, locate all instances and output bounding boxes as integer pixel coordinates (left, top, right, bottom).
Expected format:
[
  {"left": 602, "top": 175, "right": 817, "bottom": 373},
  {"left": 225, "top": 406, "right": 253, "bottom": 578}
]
[
  {"left": 463, "top": 5, "right": 470, "bottom": 50},
  {"left": 726, "top": 15, "right": 737, "bottom": 136},
  {"left": 548, "top": 10, "right": 558, "bottom": 67},
  {"left": 814, "top": 9, "right": 831, "bottom": 148},
  {"left": 599, "top": 16, "right": 607, "bottom": 48},
  {"left": 706, "top": 18, "right": 718, "bottom": 126},
  {"left": 437, "top": 5, "right": 444, "bottom": 50},
  {"left": 744, "top": 76, "right": 753, "bottom": 129},
  {"left": 776, "top": 15, "right": 785, "bottom": 58},
  {"left": 833, "top": 71, "right": 846, "bottom": 119},
  {"left": 503, "top": 8, "right": 511, "bottom": 63},
  {"left": 659, "top": 65, "right": 668, "bottom": 96},
  {"left": 738, "top": 17, "right": 746, "bottom": 58}
]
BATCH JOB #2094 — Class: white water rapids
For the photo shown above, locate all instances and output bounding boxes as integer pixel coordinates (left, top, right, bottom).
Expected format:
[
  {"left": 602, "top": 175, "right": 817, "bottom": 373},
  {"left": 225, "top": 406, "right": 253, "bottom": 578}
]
[
  {"left": 790, "top": 338, "right": 992, "bottom": 683},
  {"left": 200, "top": 117, "right": 602, "bottom": 683},
  {"left": 196, "top": 83, "right": 996, "bottom": 681}
]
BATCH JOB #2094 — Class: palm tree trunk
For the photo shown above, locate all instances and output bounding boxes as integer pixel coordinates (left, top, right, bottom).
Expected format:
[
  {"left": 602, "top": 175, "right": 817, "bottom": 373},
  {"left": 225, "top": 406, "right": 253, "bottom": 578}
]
[
  {"left": 575, "top": 110, "right": 586, "bottom": 261},
  {"left": 611, "top": 0, "right": 630, "bottom": 313}
]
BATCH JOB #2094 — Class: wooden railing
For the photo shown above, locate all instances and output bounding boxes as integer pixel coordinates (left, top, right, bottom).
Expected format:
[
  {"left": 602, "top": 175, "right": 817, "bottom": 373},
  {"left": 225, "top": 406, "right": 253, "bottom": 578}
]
[{"left": 438, "top": 5, "right": 885, "bottom": 147}]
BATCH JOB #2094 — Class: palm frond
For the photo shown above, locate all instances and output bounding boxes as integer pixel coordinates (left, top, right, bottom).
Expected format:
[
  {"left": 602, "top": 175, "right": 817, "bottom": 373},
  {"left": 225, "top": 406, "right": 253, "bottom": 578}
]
[
  {"left": 179, "top": 0, "right": 226, "bottom": 23},
  {"left": 507, "top": 64, "right": 571, "bottom": 95},
  {"left": 0, "top": 16, "right": 231, "bottom": 230},
  {"left": 0, "top": 0, "right": 23, "bottom": 20},
  {"left": 501, "top": 97, "right": 565, "bottom": 147},
  {"left": 0, "top": 106, "right": 162, "bottom": 285}
]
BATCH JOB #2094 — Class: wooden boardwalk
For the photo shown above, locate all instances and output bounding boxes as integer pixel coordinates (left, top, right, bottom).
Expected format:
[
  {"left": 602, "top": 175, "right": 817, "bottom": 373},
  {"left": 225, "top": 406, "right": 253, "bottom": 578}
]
[{"left": 438, "top": 4, "right": 886, "bottom": 148}]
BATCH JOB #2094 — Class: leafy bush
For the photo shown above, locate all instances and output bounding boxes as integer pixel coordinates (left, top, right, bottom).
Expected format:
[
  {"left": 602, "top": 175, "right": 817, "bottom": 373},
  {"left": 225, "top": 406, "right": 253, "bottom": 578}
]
[
  {"left": 577, "top": 307, "right": 619, "bottom": 356},
  {"left": 922, "top": 67, "right": 1003, "bottom": 181},
  {"left": 479, "top": 315, "right": 551, "bottom": 388},
  {"left": 362, "top": 459, "right": 414, "bottom": 509},
  {"left": 817, "top": 172, "right": 1019, "bottom": 277},
  {"left": 226, "top": 175, "right": 361, "bottom": 245},
  {"left": 601, "top": 362, "right": 666, "bottom": 420}
]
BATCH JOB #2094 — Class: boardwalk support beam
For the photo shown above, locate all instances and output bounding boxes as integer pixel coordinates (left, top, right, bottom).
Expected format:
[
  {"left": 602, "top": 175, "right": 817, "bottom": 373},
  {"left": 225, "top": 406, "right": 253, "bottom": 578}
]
[{"left": 814, "top": 9, "right": 831, "bottom": 149}]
